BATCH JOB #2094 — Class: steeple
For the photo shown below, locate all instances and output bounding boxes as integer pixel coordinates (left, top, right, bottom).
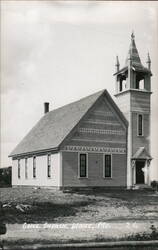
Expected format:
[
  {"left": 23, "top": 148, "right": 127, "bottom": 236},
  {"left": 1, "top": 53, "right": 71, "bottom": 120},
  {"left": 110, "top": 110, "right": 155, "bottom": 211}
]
[
  {"left": 114, "top": 32, "right": 152, "bottom": 93},
  {"left": 115, "top": 55, "right": 120, "bottom": 72},
  {"left": 125, "top": 31, "right": 142, "bottom": 67},
  {"left": 114, "top": 33, "right": 153, "bottom": 189}
]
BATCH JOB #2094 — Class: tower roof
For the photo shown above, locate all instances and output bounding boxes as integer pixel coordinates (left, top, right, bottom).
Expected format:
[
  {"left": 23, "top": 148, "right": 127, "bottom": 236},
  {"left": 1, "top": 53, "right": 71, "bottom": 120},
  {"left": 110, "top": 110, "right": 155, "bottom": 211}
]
[
  {"left": 114, "top": 32, "right": 151, "bottom": 75},
  {"left": 125, "top": 32, "right": 143, "bottom": 67}
]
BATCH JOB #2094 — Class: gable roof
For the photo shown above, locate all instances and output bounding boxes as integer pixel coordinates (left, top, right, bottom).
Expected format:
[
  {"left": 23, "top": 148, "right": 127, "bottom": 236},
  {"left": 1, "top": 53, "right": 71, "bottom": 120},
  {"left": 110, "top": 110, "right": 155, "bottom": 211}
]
[
  {"left": 9, "top": 89, "right": 127, "bottom": 157},
  {"left": 132, "top": 147, "right": 152, "bottom": 160}
]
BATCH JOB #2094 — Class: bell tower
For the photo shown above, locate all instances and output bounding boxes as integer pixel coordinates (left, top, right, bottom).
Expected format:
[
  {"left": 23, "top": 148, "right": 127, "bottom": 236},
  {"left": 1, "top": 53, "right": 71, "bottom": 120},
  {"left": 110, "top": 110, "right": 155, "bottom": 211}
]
[{"left": 114, "top": 32, "right": 152, "bottom": 189}]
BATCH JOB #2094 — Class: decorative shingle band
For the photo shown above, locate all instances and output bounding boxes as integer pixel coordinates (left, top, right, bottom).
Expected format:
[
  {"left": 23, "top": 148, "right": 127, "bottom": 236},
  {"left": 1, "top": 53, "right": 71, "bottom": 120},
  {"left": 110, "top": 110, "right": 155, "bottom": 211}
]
[
  {"left": 79, "top": 128, "right": 125, "bottom": 135},
  {"left": 93, "top": 111, "right": 113, "bottom": 117},
  {"left": 63, "top": 145, "right": 126, "bottom": 154},
  {"left": 71, "top": 138, "right": 126, "bottom": 144},
  {"left": 83, "top": 119, "right": 120, "bottom": 126}
]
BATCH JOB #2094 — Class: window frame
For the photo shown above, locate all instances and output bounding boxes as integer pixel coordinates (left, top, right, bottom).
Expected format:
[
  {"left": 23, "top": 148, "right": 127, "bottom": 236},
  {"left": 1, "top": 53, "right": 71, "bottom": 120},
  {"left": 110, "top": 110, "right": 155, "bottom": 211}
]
[
  {"left": 47, "top": 154, "right": 51, "bottom": 178},
  {"left": 103, "top": 154, "right": 112, "bottom": 178},
  {"left": 18, "top": 159, "right": 20, "bottom": 179},
  {"left": 78, "top": 153, "right": 88, "bottom": 178},
  {"left": 33, "top": 156, "right": 36, "bottom": 178},
  {"left": 137, "top": 113, "right": 143, "bottom": 136},
  {"left": 25, "top": 158, "right": 28, "bottom": 179}
]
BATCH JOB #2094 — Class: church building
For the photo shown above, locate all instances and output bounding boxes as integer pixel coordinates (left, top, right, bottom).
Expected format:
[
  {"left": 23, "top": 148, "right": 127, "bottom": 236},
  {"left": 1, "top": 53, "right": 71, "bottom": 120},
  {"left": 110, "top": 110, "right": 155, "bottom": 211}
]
[{"left": 9, "top": 33, "right": 152, "bottom": 189}]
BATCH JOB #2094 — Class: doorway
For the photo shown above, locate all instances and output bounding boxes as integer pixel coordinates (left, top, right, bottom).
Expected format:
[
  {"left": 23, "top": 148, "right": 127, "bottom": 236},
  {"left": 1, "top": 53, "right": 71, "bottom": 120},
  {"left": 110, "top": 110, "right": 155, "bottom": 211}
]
[{"left": 136, "top": 160, "right": 145, "bottom": 184}]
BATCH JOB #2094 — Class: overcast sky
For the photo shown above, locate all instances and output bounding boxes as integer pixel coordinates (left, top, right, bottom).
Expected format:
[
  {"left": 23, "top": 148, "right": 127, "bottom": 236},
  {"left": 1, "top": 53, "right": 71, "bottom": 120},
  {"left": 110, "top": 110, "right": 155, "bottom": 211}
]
[{"left": 1, "top": 1, "right": 158, "bottom": 179}]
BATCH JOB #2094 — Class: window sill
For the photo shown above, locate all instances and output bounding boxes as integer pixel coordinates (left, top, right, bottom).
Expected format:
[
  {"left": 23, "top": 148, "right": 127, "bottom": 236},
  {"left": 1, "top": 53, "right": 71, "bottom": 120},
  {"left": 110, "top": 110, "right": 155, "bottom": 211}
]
[
  {"left": 78, "top": 176, "right": 88, "bottom": 179},
  {"left": 103, "top": 177, "right": 112, "bottom": 179}
]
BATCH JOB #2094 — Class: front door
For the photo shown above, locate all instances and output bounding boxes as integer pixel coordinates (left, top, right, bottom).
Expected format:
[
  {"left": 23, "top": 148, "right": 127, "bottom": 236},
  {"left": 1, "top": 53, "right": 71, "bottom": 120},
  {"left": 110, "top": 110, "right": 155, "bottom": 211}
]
[{"left": 136, "top": 161, "right": 145, "bottom": 184}]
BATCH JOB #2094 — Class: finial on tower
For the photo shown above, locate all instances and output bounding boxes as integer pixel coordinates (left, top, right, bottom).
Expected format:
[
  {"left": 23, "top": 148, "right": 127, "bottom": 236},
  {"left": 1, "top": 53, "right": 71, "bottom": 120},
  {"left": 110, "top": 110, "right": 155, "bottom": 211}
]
[
  {"left": 131, "top": 31, "right": 135, "bottom": 40},
  {"left": 115, "top": 55, "right": 120, "bottom": 72},
  {"left": 146, "top": 52, "right": 151, "bottom": 70}
]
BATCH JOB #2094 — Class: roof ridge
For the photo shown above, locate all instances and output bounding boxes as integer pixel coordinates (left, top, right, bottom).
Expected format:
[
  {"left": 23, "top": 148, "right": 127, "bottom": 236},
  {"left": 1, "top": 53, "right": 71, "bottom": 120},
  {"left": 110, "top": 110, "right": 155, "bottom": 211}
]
[{"left": 46, "top": 89, "right": 105, "bottom": 115}]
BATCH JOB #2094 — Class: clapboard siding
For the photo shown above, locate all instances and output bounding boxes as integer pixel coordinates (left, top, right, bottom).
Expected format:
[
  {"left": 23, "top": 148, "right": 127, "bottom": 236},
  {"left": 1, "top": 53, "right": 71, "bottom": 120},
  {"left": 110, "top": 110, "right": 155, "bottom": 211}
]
[
  {"left": 12, "top": 153, "right": 61, "bottom": 187},
  {"left": 131, "top": 91, "right": 151, "bottom": 112},
  {"left": 115, "top": 92, "right": 131, "bottom": 120},
  {"left": 62, "top": 152, "right": 126, "bottom": 187},
  {"left": 132, "top": 113, "right": 150, "bottom": 154},
  {"left": 115, "top": 90, "right": 151, "bottom": 115}
]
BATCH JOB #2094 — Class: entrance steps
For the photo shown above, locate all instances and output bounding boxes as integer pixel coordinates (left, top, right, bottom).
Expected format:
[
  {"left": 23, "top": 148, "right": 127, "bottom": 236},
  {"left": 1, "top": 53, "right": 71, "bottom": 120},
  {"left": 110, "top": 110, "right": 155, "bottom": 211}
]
[{"left": 132, "top": 184, "right": 152, "bottom": 190}]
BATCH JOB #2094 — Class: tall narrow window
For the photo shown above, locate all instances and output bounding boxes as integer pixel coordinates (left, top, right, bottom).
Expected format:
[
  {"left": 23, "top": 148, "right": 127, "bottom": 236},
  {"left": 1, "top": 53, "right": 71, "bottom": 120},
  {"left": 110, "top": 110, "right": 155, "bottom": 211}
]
[
  {"left": 104, "top": 155, "right": 112, "bottom": 178},
  {"left": 47, "top": 154, "right": 51, "bottom": 178},
  {"left": 138, "top": 114, "right": 143, "bottom": 136},
  {"left": 119, "top": 80, "right": 123, "bottom": 92},
  {"left": 18, "top": 159, "right": 20, "bottom": 179},
  {"left": 33, "top": 156, "right": 36, "bottom": 178},
  {"left": 79, "top": 154, "right": 87, "bottom": 178},
  {"left": 25, "top": 158, "right": 28, "bottom": 179}
]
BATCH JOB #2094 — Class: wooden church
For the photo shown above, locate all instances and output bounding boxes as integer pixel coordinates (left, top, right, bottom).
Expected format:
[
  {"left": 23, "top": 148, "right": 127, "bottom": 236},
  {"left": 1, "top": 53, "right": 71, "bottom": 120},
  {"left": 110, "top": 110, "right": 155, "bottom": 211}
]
[{"left": 9, "top": 33, "right": 152, "bottom": 189}]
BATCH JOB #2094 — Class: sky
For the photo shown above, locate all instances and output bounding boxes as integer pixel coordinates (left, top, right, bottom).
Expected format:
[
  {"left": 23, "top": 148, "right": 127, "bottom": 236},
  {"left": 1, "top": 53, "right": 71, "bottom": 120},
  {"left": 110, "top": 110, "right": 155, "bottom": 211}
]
[{"left": 1, "top": 1, "right": 158, "bottom": 180}]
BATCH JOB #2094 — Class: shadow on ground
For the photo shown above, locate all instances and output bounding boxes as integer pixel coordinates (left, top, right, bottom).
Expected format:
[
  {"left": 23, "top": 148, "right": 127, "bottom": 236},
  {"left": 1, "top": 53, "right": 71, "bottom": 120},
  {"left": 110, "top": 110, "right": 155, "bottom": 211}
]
[{"left": 3, "top": 200, "right": 94, "bottom": 223}]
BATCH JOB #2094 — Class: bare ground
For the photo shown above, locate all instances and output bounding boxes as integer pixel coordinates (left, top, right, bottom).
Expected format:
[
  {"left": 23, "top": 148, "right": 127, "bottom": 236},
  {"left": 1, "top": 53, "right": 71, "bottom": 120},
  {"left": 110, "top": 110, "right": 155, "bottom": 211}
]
[{"left": 1, "top": 187, "right": 158, "bottom": 223}]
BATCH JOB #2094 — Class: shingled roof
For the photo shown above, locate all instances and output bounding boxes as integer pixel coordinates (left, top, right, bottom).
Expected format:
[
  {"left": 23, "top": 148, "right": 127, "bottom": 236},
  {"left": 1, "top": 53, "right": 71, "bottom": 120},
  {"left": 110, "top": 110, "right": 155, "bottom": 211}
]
[
  {"left": 9, "top": 90, "right": 103, "bottom": 157},
  {"left": 9, "top": 89, "right": 127, "bottom": 157}
]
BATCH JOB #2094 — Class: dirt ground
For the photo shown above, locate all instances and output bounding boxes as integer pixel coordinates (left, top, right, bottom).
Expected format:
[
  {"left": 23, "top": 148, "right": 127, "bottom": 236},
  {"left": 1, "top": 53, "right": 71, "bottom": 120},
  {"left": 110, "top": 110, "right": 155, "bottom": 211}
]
[{"left": 1, "top": 187, "right": 158, "bottom": 223}]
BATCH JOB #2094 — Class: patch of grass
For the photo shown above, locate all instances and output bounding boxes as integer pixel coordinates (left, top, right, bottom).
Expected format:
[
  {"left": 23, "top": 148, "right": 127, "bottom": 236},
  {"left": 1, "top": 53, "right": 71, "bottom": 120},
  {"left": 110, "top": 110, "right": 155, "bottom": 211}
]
[{"left": 125, "top": 225, "right": 158, "bottom": 241}]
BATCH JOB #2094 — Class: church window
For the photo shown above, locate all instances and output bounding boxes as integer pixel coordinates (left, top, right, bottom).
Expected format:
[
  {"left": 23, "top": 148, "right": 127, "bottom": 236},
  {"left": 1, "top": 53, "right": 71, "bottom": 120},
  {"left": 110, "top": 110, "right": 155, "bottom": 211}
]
[
  {"left": 33, "top": 156, "right": 36, "bottom": 178},
  {"left": 104, "top": 155, "right": 112, "bottom": 178},
  {"left": 47, "top": 154, "right": 51, "bottom": 178},
  {"left": 138, "top": 114, "right": 143, "bottom": 136},
  {"left": 25, "top": 158, "right": 28, "bottom": 179},
  {"left": 18, "top": 159, "right": 20, "bottom": 178},
  {"left": 119, "top": 81, "right": 123, "bottom": 92},
  {"left": 79, "top": 153, "right": 88, "bottom": 178}
]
